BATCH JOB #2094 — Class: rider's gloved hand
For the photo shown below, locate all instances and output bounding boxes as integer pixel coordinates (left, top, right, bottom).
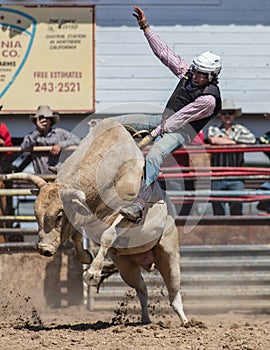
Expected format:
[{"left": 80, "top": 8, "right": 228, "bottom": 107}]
[{"left": 137, "top": 134, "right": 154, "bottom": 150}]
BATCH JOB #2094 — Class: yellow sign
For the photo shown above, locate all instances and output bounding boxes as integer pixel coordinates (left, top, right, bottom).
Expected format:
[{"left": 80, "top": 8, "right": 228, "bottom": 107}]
[{"left": 0, "top": 6, "right": 95, "bottom": 113}]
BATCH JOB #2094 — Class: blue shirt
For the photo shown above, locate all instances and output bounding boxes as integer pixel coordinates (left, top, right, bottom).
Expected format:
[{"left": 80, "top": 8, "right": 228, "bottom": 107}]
[{"left": 21, "top": 127, "right": 81, "bottom": 174}]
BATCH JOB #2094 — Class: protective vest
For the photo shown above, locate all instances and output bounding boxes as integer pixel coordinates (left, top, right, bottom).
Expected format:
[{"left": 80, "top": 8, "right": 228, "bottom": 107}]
[{"left": 165, "top": 76, "right": 221, "bottom": 141}]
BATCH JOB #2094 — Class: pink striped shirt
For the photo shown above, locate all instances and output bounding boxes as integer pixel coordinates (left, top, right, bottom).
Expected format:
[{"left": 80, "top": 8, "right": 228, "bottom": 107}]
[{"left": 144, "top": 28, "right": 216, "bottom": 138}]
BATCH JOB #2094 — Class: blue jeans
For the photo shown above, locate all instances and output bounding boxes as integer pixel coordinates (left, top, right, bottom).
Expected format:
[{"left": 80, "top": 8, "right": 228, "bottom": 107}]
[
  {"left": 110, "top": 114, "right": 185, "bottom": 186},
  {"left": 257, "top": 180, "right": 270, "bottom": 212},
  {"left": 211, "top": 180, "right": 244, "bottom": 215},
  {"left": 110, "top": 114, "right": 161, "bottom": 132},
  {"left": 145, "top": 132, "right": 185, "bottom": 186}
]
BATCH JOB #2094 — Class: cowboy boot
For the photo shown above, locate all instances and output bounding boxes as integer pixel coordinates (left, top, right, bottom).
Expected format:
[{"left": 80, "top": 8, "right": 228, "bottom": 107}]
[{"left": 120, "top": 183, "right": 152, "bottom": 222}]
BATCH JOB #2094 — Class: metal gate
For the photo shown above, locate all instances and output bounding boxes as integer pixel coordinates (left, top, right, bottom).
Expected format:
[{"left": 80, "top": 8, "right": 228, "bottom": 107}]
[{"left": 90, "top": 245, "right": 270, "bottom": 315}]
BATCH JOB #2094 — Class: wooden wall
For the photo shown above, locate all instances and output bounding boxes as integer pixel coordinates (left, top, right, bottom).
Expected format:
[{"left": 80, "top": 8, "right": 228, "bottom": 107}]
[{"left": 1, "top": 0, "right": 270, "bottom": 136}]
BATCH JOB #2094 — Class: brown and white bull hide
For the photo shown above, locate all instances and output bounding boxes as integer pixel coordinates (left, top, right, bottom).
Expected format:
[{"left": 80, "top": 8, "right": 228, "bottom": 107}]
[{"left": 1, "top": 120, "right": 187, "bottom": 325}]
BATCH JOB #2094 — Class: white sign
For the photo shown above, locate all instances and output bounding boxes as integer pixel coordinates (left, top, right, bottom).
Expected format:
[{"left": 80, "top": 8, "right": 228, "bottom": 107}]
[{"left": 0, "top": 6, "right": 95, "bottom": 114}]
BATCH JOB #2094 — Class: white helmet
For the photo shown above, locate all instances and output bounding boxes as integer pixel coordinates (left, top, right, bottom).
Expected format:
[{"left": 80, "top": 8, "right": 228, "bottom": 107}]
[{"left": 192, "top": 51, "right": 222, "bottom": 81}]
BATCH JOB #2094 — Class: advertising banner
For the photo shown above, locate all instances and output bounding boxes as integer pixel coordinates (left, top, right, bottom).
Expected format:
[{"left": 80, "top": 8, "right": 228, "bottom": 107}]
[{"left": 0, "top": 6, "right": 95, "bottom": 114}]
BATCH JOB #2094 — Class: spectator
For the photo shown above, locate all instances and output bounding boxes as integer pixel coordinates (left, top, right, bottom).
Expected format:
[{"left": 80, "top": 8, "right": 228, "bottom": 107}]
[
  {"left": 257, "top": 129, "right": 270, "bottom": 214},
  {"left": 257, "top": 128, "right": 270, "bottom": 160},
  {"left": 0, "top": 108, "right": 14, "bottom": 242},
  {"left": 207, "top": 98, "right": 256, "bottom": 215},
  {"left": 0, "top": 110, "right": 13, "bottom": 173},
  {"left": 257, "top": 181, "right": 270, "bottom": 214},
  {"left": 21, "top": 106, "right": 81, "bottom": 174}
]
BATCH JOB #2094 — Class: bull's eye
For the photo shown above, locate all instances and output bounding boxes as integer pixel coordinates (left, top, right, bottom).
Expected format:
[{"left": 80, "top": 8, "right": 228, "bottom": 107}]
[{"left": 56, "top": 213, "right": 63, "bottom": 222}]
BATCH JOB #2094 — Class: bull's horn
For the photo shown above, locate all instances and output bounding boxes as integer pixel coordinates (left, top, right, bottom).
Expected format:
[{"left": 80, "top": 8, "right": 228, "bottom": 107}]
[
  {"left": 0, "top": 172, "right": 47, "bottom": 189},
  {"left": 48, "top": 166, "right": 58, "bottom": 174}
]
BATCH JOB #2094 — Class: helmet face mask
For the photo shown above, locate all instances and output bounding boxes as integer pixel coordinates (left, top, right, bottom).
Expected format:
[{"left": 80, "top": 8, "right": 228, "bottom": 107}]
[{"left": 192, "top": 51, "right": 222, "bottom": 82}]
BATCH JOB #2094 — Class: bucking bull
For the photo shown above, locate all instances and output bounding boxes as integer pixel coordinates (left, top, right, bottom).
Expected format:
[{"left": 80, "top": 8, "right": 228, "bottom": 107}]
[{"left": 1, "top": 119, "right": 188, "bottom": 325}]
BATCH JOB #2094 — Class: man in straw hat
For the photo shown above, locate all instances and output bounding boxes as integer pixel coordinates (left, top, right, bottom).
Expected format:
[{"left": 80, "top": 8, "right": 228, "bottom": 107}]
[
  {"left": 207, "top": 98, "right": 256, "bottom": 215},
  {"left": 21, "top": 106, "right": 81, "bottom": 174}
]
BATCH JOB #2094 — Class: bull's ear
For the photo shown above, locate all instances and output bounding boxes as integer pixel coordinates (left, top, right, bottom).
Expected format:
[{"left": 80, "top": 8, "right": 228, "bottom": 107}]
[
  {"left": 30, "top": 189, "right": 39, "bottom": 196},
  {"left": 71, "top": 198, "right": 90, "bottom": 216},
  {"left": 61, "top": 188, "right": 90, "bottom": 215}
]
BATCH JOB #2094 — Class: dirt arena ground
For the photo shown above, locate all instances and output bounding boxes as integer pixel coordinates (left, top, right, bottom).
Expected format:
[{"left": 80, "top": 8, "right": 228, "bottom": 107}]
[{"left": 1, "top": 285, "right": 270, "bottom": 350}]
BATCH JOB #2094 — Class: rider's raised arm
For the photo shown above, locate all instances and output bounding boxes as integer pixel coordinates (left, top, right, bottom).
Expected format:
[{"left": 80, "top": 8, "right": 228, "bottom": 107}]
[
  {"left": 133, "top": 6, "right": 189, "bottom": 78},
  {"left": 144, "top": 28, "right": 190, "bottom": 78}
]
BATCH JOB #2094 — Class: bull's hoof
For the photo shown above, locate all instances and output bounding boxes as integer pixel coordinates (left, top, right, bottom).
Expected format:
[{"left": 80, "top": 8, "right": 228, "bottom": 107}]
[
  {"left": 141, "top": 317, "right": 151, "bottom": 325},
  {"left": 83, "top": 269, "right": 102, "bottom": 287}
]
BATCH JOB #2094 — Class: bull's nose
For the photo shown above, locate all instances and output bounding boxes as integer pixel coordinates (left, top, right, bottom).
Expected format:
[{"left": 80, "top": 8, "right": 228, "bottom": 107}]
[
  {"left": 36, "top": 243, "right": 55, "bottom": 257},
  {"left": 43, "top": 250, "right": 53, "bottom": 257}
]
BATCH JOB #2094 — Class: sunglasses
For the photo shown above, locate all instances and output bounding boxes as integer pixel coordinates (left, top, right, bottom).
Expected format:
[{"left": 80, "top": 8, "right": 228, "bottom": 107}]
[
  {"left": 38, "top": 115, "right": 52, "bottom": 121},
  {"left": 220, "top": 110, "right": 234, "bottom": 116}
]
